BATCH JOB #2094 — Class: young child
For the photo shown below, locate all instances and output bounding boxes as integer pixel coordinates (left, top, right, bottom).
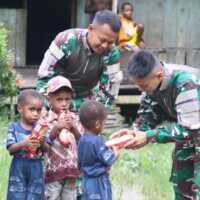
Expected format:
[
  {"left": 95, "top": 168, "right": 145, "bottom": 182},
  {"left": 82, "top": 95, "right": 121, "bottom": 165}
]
[
  {"left": 118, "top": 2, "right": 145, "bottom": 51},
  {"left": 78, "top": 100, "right": 119, "bottom": 200},
  {"left": 6, "top": 89, "right": 48, "bottom": 200},
  {"left": 44, "top": 76, "right": 83, "bottom": 200}
]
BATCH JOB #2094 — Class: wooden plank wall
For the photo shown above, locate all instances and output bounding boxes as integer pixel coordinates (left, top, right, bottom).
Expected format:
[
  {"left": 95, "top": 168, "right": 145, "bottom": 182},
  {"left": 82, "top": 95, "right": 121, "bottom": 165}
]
[
  {"left": 76, "top": 0, "right": 89, "bottom": 28},
  {"left": 118, "top": 0, "right": 200, "bottom": 69},
  {"left": 1, "top": 1, "right": 200, "bottom": 68}
]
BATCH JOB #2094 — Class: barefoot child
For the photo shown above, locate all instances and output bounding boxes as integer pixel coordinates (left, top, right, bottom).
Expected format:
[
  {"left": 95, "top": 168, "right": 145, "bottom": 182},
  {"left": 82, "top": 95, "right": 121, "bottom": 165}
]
[
  {"left": 44, "top": 76, "right": 83, "bottom": 200},
  {"left": 6, "top": 89, "right": 48, "bottom": 200},
  {"left": 78, "top": 100, "right": 119, "bottom": 200}
]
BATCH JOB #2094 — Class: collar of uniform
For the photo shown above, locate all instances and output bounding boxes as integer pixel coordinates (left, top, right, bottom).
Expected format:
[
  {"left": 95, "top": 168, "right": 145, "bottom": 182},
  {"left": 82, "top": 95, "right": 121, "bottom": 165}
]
[
  {"left": 81, "top": 30, "right": 94, "bottom": 56},
  {"left": 159, "top": 61, "right": 172, "bottom": 91}
]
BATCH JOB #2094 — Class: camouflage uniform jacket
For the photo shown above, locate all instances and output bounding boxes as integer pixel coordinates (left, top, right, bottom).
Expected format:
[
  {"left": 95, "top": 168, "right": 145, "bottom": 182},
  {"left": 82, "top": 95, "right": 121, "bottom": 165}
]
[
  {"left": 133, "top": 63, "right": 200, "bottom": 198},
  {"left": 37, "top": 28, "right": 122, "bottom": 110}
]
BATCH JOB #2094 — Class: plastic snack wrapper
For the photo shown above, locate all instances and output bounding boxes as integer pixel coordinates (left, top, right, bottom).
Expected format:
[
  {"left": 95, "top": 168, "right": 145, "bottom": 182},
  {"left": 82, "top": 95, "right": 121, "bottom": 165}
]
[
  {"left": 27, "top": 118, "right": 48, "bottom": 158},
  {"left": 106, "top": 134, "right": 134, "bottom": 149}
]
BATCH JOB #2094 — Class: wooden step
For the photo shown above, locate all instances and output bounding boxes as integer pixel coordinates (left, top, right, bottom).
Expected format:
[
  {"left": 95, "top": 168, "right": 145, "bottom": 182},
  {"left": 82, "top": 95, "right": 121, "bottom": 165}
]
[
  {"left": 116, "top": 95, "right": 141, "bottom": 104},
  {"left": 15, "top": 67, "right": 37, "bottom": 89}
]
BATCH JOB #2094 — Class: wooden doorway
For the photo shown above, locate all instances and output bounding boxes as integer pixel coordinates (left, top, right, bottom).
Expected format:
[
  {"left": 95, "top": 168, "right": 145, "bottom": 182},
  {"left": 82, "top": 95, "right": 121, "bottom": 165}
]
[{"left": 26, "top": 0, "right": 76, "bottom": 65}]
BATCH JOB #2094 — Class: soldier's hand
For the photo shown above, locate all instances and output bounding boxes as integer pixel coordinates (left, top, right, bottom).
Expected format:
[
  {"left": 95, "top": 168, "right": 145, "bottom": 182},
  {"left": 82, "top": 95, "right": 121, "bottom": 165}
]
[{"left": 125, "top": 130, "right": 147, "bottom": 150}]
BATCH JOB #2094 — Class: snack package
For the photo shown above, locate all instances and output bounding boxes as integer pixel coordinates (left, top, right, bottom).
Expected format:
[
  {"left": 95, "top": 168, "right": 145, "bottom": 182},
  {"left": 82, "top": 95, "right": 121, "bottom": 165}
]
[
  {"left": 58, "top": 112, "right": 75, "bottom": 147},
  {"left": 59, "top": 129, "right": 74, "bottom": 147},
  {"left": 106, "top": 134, "right": 134, "bottom": 149},
  {"left": 27, "top": 118, "right": 48, "bottom": 158}
]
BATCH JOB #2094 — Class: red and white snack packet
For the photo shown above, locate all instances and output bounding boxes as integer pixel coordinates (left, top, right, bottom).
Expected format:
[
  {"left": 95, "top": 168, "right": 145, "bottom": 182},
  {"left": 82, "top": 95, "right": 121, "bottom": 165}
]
[
  {"left": 27, "top": 117, "right": 49, "bottom": 158},
  {"left": 58, "top": 112, "right": 75, "bottom": 147},
  {"left": 106, "top": 134, "right": 134, "bottom": 149},
  {"left": 58, "top": 129, "right": 74, "bottom": 147}
]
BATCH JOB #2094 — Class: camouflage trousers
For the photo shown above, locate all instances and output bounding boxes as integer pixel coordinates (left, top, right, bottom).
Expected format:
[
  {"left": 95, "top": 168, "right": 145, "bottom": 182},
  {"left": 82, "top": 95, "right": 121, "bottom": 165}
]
[
  {"left": 173, "top": 180, "right": 194, "bottom": 200},
  {"left": 170, "top": 132, "right": 200, "bottom": 200},
  {"left": 171, "top": 158, "right": 200, "bottom": 199},
  {"left": 170, "top": 144, "right": 195, "bottom": 200}
]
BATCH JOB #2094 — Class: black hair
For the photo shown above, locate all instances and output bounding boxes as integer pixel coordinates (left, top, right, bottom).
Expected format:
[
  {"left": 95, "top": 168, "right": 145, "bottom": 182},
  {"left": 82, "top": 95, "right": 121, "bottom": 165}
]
[
  {"left": 17, "top": 89, "right": 43, "bottom": 106},
  {"left": 128, "top": 50, "right": 159, "bottom": 78},
  {"left": 121, "top": 2, "right": 134, "bottom": 11},
  {"left": 93, "top": 9, "right": 121, "bottom": 32},
  {"left": 79, "top": 100, "right": 107, "bottom": 130}
]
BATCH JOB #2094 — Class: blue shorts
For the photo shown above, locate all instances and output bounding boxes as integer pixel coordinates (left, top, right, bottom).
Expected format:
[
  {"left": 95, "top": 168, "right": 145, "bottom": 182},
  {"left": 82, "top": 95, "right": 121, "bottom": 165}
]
[
  {"left": 7, "top": 157, "right": 44, "bottom": 200},
  {"left": 81, "top": 174, "right": 112, "bottom": 200}
]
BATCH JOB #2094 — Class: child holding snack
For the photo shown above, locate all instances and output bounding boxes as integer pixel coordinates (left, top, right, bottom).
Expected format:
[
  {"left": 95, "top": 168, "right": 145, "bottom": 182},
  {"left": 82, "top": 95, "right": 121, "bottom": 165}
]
[
  {"left": 6, "top": 89, "right": 49, "bottom": 200},
  {"left": 78, "top": 100, "right": 119, "bottom": 200},
  {"left": 44, "top": 76, "right": 83, "bottom": 200},
  {"left": 118, "top": 2, "right": 145, "bottom": 51}
]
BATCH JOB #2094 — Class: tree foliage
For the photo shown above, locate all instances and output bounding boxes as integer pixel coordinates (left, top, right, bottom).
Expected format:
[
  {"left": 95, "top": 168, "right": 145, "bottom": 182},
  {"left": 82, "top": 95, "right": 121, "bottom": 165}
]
[{"left": 0, "top": 25, "right": 18, "bottom": 98}]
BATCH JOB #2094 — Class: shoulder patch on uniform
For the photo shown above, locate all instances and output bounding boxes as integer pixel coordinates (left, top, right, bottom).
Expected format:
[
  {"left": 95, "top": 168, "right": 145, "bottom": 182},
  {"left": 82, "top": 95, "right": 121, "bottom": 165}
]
[
  {"left": 176, "top": 89, "right": 198, "bottom": 105},
  {"left": 176, "top": 89, "right": 200, "bottom": 129}
]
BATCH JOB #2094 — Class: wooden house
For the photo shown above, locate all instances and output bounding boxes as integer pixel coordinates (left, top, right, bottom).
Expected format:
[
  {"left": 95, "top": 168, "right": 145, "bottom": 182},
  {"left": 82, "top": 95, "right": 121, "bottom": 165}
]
[{"left": 0, "top": 0, "right": 200, "bottom": 68}]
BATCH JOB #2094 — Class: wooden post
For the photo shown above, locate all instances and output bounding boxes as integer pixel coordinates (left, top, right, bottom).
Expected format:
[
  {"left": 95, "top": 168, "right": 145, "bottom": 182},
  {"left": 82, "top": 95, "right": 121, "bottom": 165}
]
[
  {"left": 112, "top": 0, "right": 118, "bottom": 13},
  {"left": 10, "top": 96, "right": 15, "bottom": 121}
]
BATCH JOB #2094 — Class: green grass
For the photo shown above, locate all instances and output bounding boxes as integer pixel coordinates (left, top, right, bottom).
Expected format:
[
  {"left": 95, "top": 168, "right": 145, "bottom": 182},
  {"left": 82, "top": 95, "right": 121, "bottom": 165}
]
[
  {"left": 111, "top": 144, "right": 174, "bottom": 200},
  {"left": 0, "top": 117, "right": 11, "bottom": 199},
  {"left": 0, "top": 146, "right": 11, "bottom": 199}
]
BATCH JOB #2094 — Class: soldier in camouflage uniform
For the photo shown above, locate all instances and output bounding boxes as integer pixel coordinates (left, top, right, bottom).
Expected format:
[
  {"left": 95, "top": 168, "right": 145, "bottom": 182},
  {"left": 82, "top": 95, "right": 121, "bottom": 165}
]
[
  {"left": 123, "top": 50, "right": 200, "bottom": 199},
  {"left": 37, "top": 10, "right": 122, "bottom": 111}
]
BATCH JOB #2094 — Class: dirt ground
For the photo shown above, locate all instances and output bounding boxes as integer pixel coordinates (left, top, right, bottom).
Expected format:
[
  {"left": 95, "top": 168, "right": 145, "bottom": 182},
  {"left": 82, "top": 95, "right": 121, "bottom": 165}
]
[{"left": 113, "top": 185, "right": 145, "bottom": 200}]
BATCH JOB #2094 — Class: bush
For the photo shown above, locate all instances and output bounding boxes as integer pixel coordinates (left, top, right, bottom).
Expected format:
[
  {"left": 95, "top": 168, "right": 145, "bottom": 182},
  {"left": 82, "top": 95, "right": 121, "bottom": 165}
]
[
  {"left": 0, "top": 25, "right": 19, "bottom": 119},
  {"left": 0, "top": 25, "right": 18, "bottom": 96}
]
